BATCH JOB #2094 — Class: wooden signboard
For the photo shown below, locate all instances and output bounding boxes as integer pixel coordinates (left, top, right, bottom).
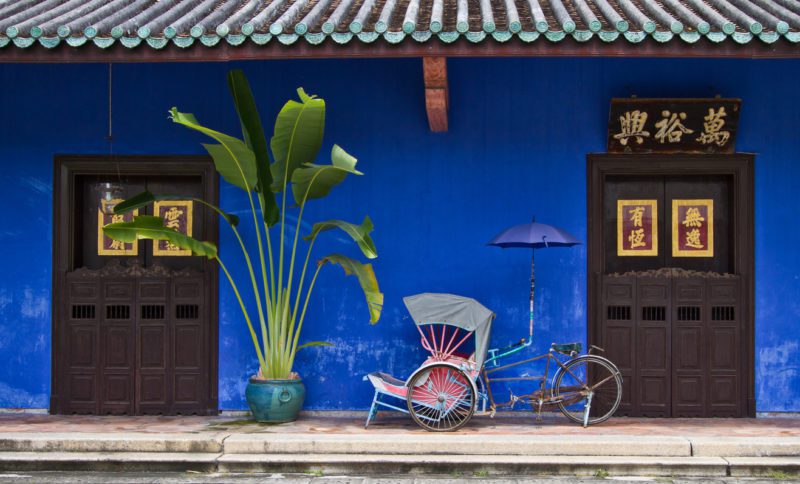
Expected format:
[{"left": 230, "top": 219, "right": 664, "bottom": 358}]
[
  {"left": 672, "top": 199, "right": 714, "bottom": 257},
  {"left": 608, "top": 98, "right": 740, "bottom": 154},
  {"left": 617, "top": 199, "right": 658, "bottom": 256},
  {"left": 97, "top": 199, "right": 138, "bottom": 256},
  {"left": 153, "top": 200, "right": 193, "bottom": 256}
]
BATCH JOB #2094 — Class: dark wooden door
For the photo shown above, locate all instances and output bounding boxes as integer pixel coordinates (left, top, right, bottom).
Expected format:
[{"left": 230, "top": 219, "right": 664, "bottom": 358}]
[
  {"left": 53, "top": 156, "right": 218, "bottom": 415},
  {"left": 588, "top": 155, "right": 754, "bottom": 418}
]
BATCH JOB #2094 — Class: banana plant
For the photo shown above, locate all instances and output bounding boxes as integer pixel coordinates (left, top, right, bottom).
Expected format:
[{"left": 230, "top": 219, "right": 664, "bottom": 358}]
[{"left": 103, "top": 70, "right": 383, "bottom": 380}]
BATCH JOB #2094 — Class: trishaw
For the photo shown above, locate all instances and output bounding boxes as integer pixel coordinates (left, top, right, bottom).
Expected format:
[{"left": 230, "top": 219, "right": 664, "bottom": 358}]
[{"left": 365, "top": 293, "right": 623, "bottom": 432}]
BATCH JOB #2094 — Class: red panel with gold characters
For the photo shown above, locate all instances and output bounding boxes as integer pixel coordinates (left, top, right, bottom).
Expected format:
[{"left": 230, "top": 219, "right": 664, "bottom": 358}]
[
  {"left": 617, "top": 199, "right": 658, "bottom": 256},
  {"left": 672, "top": 199, "right": 714, "bottom": 257},
  {"left": 153, "top": 200, "right": 193, "bottom": 256},
  {"left": 97, "top": 199, "right": 138, "bottom": 256}
]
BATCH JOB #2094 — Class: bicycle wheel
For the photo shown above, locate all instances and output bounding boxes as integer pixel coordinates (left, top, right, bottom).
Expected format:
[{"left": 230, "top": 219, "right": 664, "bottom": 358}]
[
  {"left": 553, "top": 355, "right": 622, "bottom": 426},
  {"left": 406, "top": 363, "right": 475, "bottom": 432}
]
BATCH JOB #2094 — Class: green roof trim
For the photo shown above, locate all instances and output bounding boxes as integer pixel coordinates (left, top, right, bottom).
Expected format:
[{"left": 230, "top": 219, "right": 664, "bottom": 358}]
[{"left": 0, "top": 0, "right": 798, "bottom": 52}]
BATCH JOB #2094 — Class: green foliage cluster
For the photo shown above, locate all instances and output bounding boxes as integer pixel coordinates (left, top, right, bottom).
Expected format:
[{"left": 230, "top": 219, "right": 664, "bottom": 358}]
[{"left": 104, "top": 70, "right": 383, "bottom": 379}]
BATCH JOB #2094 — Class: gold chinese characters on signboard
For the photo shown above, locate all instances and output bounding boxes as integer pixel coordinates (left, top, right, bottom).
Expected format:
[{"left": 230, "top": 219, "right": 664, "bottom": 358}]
[
  {"left": 608, "top": 99, "right": 740, "bottom": 154},
  {"left": 617, "top": 200, "right": 658, "bottom": 256},
  {"left": 672, "top": 199, "right": 714, "bottom": 258},
  {"left": 97, "top": 199, "right": 138, "bottom": 256},
  {"left": 153, "top": 200, "right": 193, "bottom": 256}
]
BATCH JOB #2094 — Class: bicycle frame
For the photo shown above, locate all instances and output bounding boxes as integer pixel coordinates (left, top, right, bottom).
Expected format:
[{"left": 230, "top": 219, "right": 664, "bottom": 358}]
[{"left": 477, "top": 339, "right": 593, "bottom": 418}]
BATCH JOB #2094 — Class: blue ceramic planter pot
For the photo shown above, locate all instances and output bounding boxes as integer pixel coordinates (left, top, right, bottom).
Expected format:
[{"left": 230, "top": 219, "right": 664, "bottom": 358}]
[{"left": 245, "top": 377, "right": 306, "bottom": 423}]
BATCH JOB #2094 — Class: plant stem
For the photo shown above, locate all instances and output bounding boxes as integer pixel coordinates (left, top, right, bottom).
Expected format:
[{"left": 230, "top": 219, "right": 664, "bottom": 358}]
[
  {"left": 218, "top": 256, "right": 267, "bottom": 374},
  {"left": 286, "top": 236, "right": 316, "bottom": 362},
  {"left": 288, "top": 262, "right": 323, "bottom": 371},
  {"left": 231, "top": 224, "right": 271, "bottom": 355}
]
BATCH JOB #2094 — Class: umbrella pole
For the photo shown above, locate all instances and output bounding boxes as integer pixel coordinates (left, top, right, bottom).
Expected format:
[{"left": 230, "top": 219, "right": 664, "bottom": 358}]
[{"left": 529, "top": 249, "right": 535, "bottom": 340}]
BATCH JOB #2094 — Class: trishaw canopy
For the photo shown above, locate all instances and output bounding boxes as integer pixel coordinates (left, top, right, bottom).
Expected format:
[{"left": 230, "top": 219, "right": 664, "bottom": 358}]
[{"left": 403, "top": 293, "right": 495, "bottom": 368}]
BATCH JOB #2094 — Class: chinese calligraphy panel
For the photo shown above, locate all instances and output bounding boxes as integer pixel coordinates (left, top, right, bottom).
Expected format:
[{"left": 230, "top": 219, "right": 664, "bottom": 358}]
[
  {"left": 97, "top": 199, "right": 138, "bottom": 256},
  {"left": 608, "top": 99, "right": 740, "bottom": 154},
  {"left": 672, "top": 199, "right": 714, "bottom": 257},
  {"left": 617, "top": 199, "right": 658, "bottom": 256},
  {"left": 153, "top": 200, "right": 193, "bottom": 256}
]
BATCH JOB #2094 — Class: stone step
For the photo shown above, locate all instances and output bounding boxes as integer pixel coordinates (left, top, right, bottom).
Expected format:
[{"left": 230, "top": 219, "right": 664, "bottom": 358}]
[
  {"left": 690, "top": 437, "right": 800, "bottom": 457},
  {"left": 0, "top": 452, "right": 220, "bottom": 472},
  {"left": 216, "top": 454, "right": 729, "bottom": 477},
  {"left": 1, "top": 450, "right": 798, "bottom": 477},
  {"left": 0, "top": 433, "right": 224, "bottom": 453},
  {"left": 728, "top": 456, "right": 800, "bottom": 477},
  {"left": 222, "top": 434, "right": 691, "bottom": 456}
]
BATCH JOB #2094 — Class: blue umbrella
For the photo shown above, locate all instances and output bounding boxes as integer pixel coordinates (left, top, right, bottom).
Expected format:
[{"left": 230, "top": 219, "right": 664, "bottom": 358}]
[{"left": 489, "top": 217, "right": 581, "bottom": 340}]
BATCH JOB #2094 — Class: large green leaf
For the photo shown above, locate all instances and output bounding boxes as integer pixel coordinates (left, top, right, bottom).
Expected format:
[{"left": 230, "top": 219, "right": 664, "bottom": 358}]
[
  {"left": 103, "top": 215, "right": 218, "bottom": 259},
  {"left": 113, "top": 190, "right": 239, "bottom": 227},
  {"left": 319, "top": 254, "right": 383, "bottom": 324},
  {"left": 305, "top": 216, "right": 377, "bottom": 259},
  {"left": 168, "top": 108, "right": 257, "bottom": 191},
  {"left": 291, "top": 144, "right": 362, "bottom": 205},
  {"left": 227, "top": 70, "right": 279, "bottom": 226},
  {"left": 270, "top": 88, "right": 325, "bottom": 192}
]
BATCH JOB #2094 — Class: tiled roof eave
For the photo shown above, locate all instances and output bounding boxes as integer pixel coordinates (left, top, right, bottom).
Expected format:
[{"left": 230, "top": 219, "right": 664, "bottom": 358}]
[
  {"left": 3, "top": 29, "right": 799, "bottom": 51},
  {"left": 0, "top": 0, "right": 799, "bottom": 55}
]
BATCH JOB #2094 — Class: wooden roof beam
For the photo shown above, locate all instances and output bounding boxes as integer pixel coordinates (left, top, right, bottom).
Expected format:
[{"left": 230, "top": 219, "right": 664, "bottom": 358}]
[{"left": 423, "top": 56, "right": 448, "bottom": 132}]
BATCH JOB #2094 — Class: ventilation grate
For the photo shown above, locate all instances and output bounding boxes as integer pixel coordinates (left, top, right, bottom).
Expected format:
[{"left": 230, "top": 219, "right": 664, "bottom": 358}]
[
  {"left": 606, "top": 305, "right": 631, "bottom": 321},
  {"left": 677, "top": 306, "right": 701, "bottom": 322},
  {"left": 176, "top": 304, "right": 199, "bottom": 320},
  {"left": 106, "top": 305, "right": 130, "bottom": 320},
  {"left": 71, "top": 304, "right": 95, "bottom": 320},
  {"left": 141, "top": 304, "right": 165, "bottom": 320},
  {"left": 642, "top": 306, "right": 666, "bottom": 321},
  {"left": 712, "top": 306, "right": 735, "bottom": 321}
]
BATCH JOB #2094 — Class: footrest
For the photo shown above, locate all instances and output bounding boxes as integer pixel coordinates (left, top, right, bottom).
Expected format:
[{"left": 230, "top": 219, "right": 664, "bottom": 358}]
[{"left": 364, "top": 372, "right": 408, "bottom": 399}]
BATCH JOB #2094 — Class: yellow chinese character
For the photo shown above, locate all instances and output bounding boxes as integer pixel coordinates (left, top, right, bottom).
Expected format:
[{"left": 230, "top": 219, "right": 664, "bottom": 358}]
[
  {"left": 696, "top": 107, "right": 730, "bottom": 146},
  {"left": 682, "top": 207, "right": 705, "bottom": 228},
  {"left": 613, "top": 110, "right": 650, "bottom": 146},
  {"left": 163, "top": 207, "right": 184, "bottom": 230},
  {"left": 628, "top": 206, "right": 645, "bottom": 228},
  {"left": 654, "top": 110, "right": 693, "bottom": 143},
  {"left": 628, "top": 228, "right": 646, "bottom": 248},
  {"left": 162, "top": 207, "right": 185, "bottom": 251},
  {"left": 107, "top": 214, "right": 127, "bottom": 250},
  {"left": 685, "top": 228, "right": 704, "bottom": 249}
]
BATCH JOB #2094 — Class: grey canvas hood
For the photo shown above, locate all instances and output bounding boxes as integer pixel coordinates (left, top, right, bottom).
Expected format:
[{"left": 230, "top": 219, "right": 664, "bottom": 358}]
[{"left": 403, "top": 293, "right": 495, "bottom": 368}]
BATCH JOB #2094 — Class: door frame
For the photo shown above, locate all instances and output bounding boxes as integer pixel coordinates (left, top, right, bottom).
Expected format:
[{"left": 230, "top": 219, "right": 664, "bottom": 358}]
[
  {"left": 586, "top": 153, "right": 755, "bottom": 417},
  {"left": 51, "top": 154, "right": 220, "bottom": 415}
]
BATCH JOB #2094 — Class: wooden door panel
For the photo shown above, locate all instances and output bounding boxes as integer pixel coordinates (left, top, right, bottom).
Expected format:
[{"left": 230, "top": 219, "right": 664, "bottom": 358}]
[
  {"left": 67, "top": 325, "right": 97, "bottom": 368},
  {"left": 103, "top": 375, "right": 132, "bottom": 403},
  {"left": 68, "top": 374, "right": 96, "bottom": 403},
  {"left": 175, "top": 325, "right": 202, "bottom": 369},
  {"left": 175, "top": 374, "right": 201, "bottom": 404},
  {"left": 710, "top": 327, "right": 737, "bottom": 370},
  {"left": 674, "top": 326, "right": 702, "bottom": 370},
  {"left": 139, "top": 375, "right": 167, "bottom": 404}
]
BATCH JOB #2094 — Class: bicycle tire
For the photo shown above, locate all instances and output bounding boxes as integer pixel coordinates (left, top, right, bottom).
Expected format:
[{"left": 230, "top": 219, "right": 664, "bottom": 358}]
[
  {"left": 553, "top": 355, "right": 622, "bottom": 426},
  {"left": 406, "top": 363, "right": 476, "bottom": 432}
]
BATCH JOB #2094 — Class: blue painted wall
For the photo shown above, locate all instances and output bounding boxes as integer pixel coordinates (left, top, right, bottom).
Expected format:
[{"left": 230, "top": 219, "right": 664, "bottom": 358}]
[{"left": 0, "top": 57, "right": 798, "bottom": 412}]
